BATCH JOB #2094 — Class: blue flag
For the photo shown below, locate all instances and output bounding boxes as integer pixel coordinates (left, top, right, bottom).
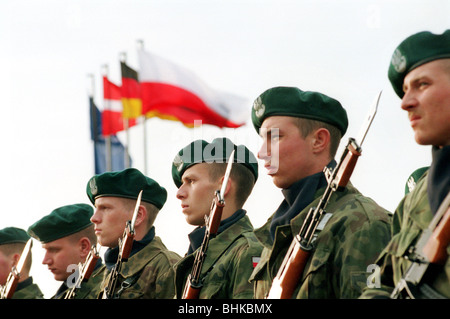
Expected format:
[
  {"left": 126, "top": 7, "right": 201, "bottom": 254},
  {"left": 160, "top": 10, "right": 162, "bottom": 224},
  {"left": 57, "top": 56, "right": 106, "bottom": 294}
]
[{"left": 89, "top": 97, "right": 132, "bottom": 174}]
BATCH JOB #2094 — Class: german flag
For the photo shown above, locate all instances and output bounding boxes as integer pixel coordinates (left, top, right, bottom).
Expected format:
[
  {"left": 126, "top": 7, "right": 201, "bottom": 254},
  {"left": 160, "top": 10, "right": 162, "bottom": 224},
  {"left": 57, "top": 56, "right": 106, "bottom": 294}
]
[{"left": 120, "top": 61, "right": 142, "bottom": 119}]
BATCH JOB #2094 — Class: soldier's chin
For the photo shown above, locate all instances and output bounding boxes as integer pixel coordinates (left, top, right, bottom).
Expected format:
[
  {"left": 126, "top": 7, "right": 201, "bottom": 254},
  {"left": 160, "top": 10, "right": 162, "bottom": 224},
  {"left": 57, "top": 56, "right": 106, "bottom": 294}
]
[
  {"left": 271, "top": 175, "right": 292, "bottom": 190},
  {"left": 52, "top": 271, "right": 66, "bottom": 282},
  {"left": 97, "top": 237, "right": 116, "bottom": 249}
]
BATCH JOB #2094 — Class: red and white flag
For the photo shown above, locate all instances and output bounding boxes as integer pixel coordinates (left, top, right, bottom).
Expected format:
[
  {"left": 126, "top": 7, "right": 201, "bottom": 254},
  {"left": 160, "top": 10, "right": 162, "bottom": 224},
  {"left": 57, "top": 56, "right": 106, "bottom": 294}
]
[
  {"left": 102, "top": 76, "right": 136, "bottom": 135},
  {"left": 137, "top": 49, "right": 249, "bottom": 128}
]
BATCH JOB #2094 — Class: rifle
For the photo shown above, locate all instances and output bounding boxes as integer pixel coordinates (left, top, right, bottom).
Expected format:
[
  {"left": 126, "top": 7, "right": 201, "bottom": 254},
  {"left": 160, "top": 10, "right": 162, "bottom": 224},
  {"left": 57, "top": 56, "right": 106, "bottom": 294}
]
[
  {"left": 0, "top": 239, "right": 33, "bottom": 299},
  {"left": 64, "top": 244, "right": 100, "bottom": 299},
  {"left": 182, "top": 150, "right": 235, "bottom": 299},
  {"left": 101, "top": 190, "right": 143, "bottom": 299},
  {"left": 390, "top": 191, "right": 450, "bottom": 299},
  {"left": 267, "top": 91, "right": 382, "bottom": 299}
]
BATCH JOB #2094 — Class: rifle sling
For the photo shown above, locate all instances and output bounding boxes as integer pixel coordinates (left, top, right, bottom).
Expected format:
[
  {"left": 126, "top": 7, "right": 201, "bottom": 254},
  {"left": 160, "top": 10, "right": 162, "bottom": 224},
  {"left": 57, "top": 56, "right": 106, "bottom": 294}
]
[
  {"left": 187, "top": 230, "right": 244, "bottom": 293},
  {"left": 115, "top": 268, "right": 144, "bottom": 299}
]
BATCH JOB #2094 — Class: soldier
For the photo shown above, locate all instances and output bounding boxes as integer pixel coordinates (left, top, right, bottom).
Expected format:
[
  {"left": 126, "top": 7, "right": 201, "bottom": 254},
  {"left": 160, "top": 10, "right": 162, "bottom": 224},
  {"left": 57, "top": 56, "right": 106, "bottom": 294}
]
[
  {"left": 360, "top": 30, "right": 450, "bottom": 299},
  {"left": 86, "top": 168, "right": 181, "bottom": 299},
  {"left": 171, "top": 137, "right": 262, "bottom": 299},
  {"left": 27, "top": 204, "right": 103, "bottom": 299},
  {"left": 0, "top": 227, "right": 43, "bottom": 299},
  {"left": 248, "top": 86, "right": 392, "bottom": 298}
]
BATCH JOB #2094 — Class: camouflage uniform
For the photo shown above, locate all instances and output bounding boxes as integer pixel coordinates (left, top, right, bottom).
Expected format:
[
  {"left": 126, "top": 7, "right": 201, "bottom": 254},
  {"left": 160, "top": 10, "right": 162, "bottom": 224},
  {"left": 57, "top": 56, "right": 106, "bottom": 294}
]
[
  {"left": 11, "top": 277, "right": 44, "bottom": 299},
  {"left": 250, "top": 183, "right": 391, "bottom": 299},
  {"left": 360, "top": 172, "right": 450, "bottom": 298},
  {"left": 174, "top": 212, "right": 262, "bottom": 299},
  {"left": 99, "top": 236, "right": 181, "bottom": 299},
  {"left": 76, "top": 262, "right": 104, "bottom": 299},
  {"left": 53, "top": 260, "right": 104, "bottom": 299}
]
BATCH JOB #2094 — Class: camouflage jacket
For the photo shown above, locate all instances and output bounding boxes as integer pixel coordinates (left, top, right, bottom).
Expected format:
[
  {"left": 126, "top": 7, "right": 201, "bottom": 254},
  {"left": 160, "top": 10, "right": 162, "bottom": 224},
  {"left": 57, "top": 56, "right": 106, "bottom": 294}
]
[
  {"left": 74, "top": 260, "right": 104, "bottom": 299},
  {"left": 11, "top": 277, "right": 44, "bottom": 299},
  {"left": 174, "top": 213, "right": 263, "bottom": 299},
  {"left": 250, "top": 183, "right": 391, "bottom": 299},
  {"left": 52, "top": 260, "right": 104, "bottom": 299},
  {"left": 360, "top": 172, "right": 450, "bottom": 298},
  {"left": 98, "top": 236, "right": 181, "bottom": 299}
]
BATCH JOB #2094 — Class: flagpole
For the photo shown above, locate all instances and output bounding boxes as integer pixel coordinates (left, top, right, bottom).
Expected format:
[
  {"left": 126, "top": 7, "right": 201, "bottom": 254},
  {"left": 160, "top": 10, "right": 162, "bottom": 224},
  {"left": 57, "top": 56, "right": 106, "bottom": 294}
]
[
  {"left": 102, "top": 64, "right": 112, "bottom": 172},
  {"left": 87, "top": 73, "right": 98, "bottom": 174},
  {"left": 120, "top": 52, "right": 131, "bottom": 169},
  {"left": 137, "top": 39, "right": 148, "bottom": 175}
]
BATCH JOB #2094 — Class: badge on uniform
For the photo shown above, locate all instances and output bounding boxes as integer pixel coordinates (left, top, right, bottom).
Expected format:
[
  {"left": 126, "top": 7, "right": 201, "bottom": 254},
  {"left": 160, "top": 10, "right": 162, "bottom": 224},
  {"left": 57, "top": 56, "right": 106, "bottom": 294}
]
[{"left": 252, "top": 256, "right": 261, "bottom": 268}]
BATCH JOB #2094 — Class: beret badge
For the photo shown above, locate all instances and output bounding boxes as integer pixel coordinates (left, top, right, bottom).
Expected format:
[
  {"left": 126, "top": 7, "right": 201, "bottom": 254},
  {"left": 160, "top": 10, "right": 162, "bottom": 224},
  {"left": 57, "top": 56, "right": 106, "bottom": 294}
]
[
  {"left": 173, "top": 154, "right": 184, "bottom": 172},
  {"left": 391, "top": 49, "right": 407, "bottom": 73},
  {"left": 253, "top": 97, "right": 265, "bottom": 119},
  {"left": 89, "top": 178, "right": 98, "bottom": 196}
]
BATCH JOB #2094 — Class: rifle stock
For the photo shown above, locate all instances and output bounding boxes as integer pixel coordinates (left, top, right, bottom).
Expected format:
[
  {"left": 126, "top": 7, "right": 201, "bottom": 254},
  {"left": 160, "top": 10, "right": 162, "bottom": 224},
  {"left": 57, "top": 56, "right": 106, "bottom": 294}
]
[
  {"left": 207, "top": 191, "right": 225, "bottom": 234},
  {"left": 267, "top": 237, "right": 311, "bottom": 299},
  {"left": 423, "top": 204, "right": 450, "bottom": 264},
  {"left": 121, "top": 222, "right": 135, "bottom": 261},
  {"left": 83, "top": 247, "right": 101, "bottom": 281},
  {"left": 1, "top": 269, "right": 19, "bottom": 299},
  {"left": 182, "top": 275, "right": 201, "bottom": 299},
  {"left": 332, "top": 139, "right": 361, "bottom": 190}
]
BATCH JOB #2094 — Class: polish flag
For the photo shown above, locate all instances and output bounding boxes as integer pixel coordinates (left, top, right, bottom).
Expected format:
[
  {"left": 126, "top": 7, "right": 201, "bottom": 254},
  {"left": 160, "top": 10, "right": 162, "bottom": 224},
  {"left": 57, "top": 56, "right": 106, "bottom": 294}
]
[{"left": 137, "top": 49, "right": 249, "bottom": 128}]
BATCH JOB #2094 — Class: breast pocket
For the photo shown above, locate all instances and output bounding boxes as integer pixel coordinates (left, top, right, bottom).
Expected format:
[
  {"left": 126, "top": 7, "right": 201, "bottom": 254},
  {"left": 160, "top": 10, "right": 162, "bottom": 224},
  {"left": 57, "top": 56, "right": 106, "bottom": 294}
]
[
  {"left": 299, "top": 247, "right": 332, "bottom": 298},
  {"left": 385, "top": 225, "right": 421, "bottom": 258}
]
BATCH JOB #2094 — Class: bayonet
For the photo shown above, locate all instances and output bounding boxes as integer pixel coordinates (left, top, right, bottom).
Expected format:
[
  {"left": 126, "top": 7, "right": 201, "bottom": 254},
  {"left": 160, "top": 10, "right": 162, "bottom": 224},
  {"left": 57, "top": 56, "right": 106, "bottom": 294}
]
[
  {"left": 219, "top": 150, "right": 234, "bottom": 201},
  {"left": 130, "top": 189, "right": 143, "bottom": 231},
  {"left": 355, "top": 90, "right": 381, "bottom": 147}
]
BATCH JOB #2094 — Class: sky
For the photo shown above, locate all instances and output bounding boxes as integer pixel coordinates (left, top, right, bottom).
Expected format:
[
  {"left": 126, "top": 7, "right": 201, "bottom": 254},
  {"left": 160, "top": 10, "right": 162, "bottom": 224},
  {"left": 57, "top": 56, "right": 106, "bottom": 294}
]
[{"left": 1, "top": 0, "right": 448, "bottom": 298}]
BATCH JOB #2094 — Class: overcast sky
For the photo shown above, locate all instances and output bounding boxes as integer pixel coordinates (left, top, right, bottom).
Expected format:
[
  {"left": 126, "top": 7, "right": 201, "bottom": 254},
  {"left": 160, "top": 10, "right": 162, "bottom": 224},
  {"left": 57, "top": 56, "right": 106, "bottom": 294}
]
[{"left": 1, "top": 0, "right": 448, "bottom": 298}]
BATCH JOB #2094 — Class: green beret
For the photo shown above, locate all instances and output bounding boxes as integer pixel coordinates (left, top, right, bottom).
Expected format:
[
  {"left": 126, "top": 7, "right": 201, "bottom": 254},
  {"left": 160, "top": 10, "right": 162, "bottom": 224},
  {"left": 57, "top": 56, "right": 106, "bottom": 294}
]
[
  {"left": 172, "top": 137, "right": 258, "bottom": 188},
  {"left": 405, "top": 166, "right": 429, "bottom": 195},
  {"left": 28, "top": 204, "right": 93, "bottom": 243},
  {"left": 388, "top": 30, "right": 450, "bottom": 98},
  {"left": 86, "top": 168, "right": 167, "bottom": 209},
  {"left": 0, "top": 227, "right": 30, "bottom": 245},
  {"left": 251, "top": 86, "right": 348, "bottom": 136}
]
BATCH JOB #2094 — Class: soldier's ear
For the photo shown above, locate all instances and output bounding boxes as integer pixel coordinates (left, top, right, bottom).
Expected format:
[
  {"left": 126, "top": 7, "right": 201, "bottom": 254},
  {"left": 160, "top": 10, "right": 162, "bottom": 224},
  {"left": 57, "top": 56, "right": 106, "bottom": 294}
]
[
  {"left": 219, "top": 176, "right": 233, "bottom": 197},
  {"left": 79, "top": 238, "right": 92, "bottom": 258},
  {"left": 134, "top": 205, "right": 147, "bottom": 228},
  {"left": 11, "top": 253, "right": 21, "bottom": 268},
  {"left": 311, "top": 128, "right": 330, "bottom": 154}
]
